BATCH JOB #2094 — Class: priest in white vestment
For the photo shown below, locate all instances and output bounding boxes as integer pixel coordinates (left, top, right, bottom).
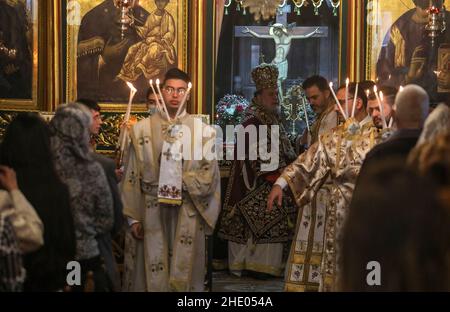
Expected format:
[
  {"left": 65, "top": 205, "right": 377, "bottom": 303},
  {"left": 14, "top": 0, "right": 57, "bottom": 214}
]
[{"left": 121, "top": 68, "right": 221, "bottom": 292}]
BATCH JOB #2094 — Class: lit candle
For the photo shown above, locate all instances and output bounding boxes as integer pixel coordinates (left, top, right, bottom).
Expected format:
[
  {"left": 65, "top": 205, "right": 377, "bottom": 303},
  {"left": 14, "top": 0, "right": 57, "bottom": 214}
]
[
  {"left": 302, "top": 98, "right": 311, "bottom": 134},
  {"left": 175, "top": 82, "right": 193, "bottom": 118},
  {"left": 156, "top": 79, "right": 172, "bottom": 122},
  {"left": 379, "top": 91, "right": 388, "bottom": 129},
  {"left": 374, "top": 86, "right": 387, "bottom": 129},
  {"left": 125, "top": 82, "right": 137, "bottom": 122},
  {"left": 329, "top": 82, "right": 347, "bottom": 120},
  {"left": 345, "top": 78, "right": 350, "bottom": 118},
  {"left": 120, "top": 82, "right": 137, "bottom": 156},
  {"left": 149, "top": 79, "right": 163, "bottom": 113},
  {"left": 351, "top": 83, "right": 359, "bottom": 118},
  {"left": 365, "top": 89, "right": 371, "bottom": 117}
]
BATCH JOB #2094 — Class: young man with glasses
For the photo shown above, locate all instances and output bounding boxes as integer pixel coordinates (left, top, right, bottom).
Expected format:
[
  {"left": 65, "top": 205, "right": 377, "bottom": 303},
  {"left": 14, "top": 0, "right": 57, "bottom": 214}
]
[{"left": 121, "top": 68, "right": 221, "bottom": 292}]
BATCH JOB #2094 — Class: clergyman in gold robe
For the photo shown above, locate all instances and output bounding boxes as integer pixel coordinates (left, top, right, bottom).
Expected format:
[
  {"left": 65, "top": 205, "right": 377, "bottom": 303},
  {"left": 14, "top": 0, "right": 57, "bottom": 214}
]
[{"left": 268, "top": 82, "right": 383, "bottom": 291}]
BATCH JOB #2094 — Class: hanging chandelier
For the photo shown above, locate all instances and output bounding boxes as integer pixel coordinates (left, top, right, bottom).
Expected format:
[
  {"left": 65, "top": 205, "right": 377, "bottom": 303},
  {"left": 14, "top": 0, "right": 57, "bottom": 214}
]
[{"left": 224, "top": 0, "right": 341, "bottom": 21}]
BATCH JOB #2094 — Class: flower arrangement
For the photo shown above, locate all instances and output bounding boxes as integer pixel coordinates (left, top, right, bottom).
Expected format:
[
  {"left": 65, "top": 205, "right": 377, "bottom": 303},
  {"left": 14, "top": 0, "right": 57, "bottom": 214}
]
[{"left": 215, "top": 94, "right": 249, "bottom": 129}]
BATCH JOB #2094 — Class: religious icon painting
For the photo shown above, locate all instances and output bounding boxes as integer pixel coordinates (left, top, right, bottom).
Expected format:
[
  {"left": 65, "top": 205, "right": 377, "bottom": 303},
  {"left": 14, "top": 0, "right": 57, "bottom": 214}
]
[
  {"left": 365, "top": 0, "right": 450, "bottom": 103},
  {"left": 65, "top": 0, "right": 189, "bottom": 109},
  {"left": 0, "top": 0, "right": 44, "bottom": 110}
]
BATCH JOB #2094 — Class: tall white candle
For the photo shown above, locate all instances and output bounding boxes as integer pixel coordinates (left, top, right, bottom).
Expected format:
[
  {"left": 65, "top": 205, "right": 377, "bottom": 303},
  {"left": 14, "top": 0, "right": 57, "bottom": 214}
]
[
  {"left": 388, "top": 116, "right": 394, "bottom": 128},
  {"left": 329, "top": 82, "right": 347, "bottom": 120},
  {"left": 351, "top": 83, "right": 359, "bottom": 118},
  {"left": 302, "top": 98, "right": 311, "bottom": 133},
  {"left": 175, "top": 82, "right": 193, "bottom": 119},
  {"left": 120, "top": 82, "right": 137, "bottom": 154},
  {"left": 149, "top": 79, "right": 163, "bottom": 113},
  {"left": 379, "top": 91, "right": 388, "bottom": 129},
  {"left": 374, "top": 86, "right": 387, "bottom": 129},
  {"left": 125, "top": 82, "right": 137, "bottom": 122},
  {"left": 345, "top": 78, "right": 349, "bottom": 118}
]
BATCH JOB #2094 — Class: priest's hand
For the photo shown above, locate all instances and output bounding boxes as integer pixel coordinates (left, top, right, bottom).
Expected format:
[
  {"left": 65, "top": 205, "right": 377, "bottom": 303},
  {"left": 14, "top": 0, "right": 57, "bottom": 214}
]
[
  {"left": 267, "top": 185, "right": 283, "bottom": 212},
  {"left": 131, "top": 222, "right": 144, "bottom": 240},
  {"left": 0, "top": 166, "right": 18, "bottom": 192}
]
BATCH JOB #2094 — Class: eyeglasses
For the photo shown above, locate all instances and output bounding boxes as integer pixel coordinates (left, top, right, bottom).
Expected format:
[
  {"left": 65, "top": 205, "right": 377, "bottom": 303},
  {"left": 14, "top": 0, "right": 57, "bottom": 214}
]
[
  {"left": 163, "top": 87, "right": 187, "bottom": 96},
  {"left": 337, "top": 98, "right": 354, "bottom": 105}
]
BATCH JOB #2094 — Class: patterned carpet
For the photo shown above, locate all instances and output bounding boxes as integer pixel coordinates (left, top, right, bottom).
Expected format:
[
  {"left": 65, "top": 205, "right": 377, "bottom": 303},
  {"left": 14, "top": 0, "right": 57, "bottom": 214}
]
[{"left": 211, "top": 271, "right": 284, "bottom": 292}]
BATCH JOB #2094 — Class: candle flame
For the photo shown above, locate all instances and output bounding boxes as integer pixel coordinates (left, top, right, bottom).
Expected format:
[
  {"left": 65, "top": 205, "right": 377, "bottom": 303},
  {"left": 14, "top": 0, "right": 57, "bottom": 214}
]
[
  {"left": 346, "top": 78, "right": 349, "bottom": 85},
  {"left": 329, "top": 82, "right": 333, "bottom": 88},
  {"left": 379, "top": 91, "right": 384, "bottom": 101},
  {"left": 156, "top": 78, "right": 160, "bottom": 85},
  {"left": 126, "top": 82, "right": 137, "bottom": 92},
  {"left": 188, "top": 82, "right": 192, "bottom": 89},
  {"left": 373, "top": 85, "right": 378, "bottom": 93},
  {"left": 365, "top": 89, "right": 370, "bottom": 97}
]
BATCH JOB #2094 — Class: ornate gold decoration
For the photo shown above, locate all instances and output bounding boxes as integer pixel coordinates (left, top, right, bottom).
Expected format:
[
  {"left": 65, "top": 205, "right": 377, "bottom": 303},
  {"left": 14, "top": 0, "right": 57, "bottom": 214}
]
[
  {"left": 311, "top": 0, "right": 323, "bottom": 15},
  {"left": 242, "top": 0, "right": 282, "bottom": 22},
  {"left": 390, "top": 25, "right": 406, "bottom": 68},
  {"left": 292, "top": 0, "right": 307, "bottom": 15},
  {"left": 330, "top": 0, "right": 340, "bottom": 16},
  {"left": 96, "top": 113, "right": 146, "bottom": 149},
  {"left": 251, "top": 63, "right": 279, "bottom": 91},
  {"left": 0, "top": 112, "right": 18, "bottom": 141}
]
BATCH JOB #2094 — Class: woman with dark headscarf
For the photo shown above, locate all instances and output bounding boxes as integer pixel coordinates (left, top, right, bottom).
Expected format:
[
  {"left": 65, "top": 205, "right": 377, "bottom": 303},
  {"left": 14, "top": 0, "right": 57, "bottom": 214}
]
[
  {"left": 1, "top": 113, "right": 76, "bottom": 291},
  {"left": 49, "top": 103, "right": 114, "bottom": 291}
]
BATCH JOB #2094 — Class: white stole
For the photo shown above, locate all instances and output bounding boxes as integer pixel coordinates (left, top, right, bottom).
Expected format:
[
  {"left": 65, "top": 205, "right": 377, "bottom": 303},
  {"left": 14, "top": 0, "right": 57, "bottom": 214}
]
[{"left": 157, "top": 124, "right": 183, "bottom": 205}]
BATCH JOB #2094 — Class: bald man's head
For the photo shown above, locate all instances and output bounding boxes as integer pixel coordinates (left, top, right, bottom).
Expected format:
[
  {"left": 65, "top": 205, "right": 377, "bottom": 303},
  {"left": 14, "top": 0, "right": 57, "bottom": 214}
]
[{"left": 394, "top": 85, "right": 430, "bottom": 129}]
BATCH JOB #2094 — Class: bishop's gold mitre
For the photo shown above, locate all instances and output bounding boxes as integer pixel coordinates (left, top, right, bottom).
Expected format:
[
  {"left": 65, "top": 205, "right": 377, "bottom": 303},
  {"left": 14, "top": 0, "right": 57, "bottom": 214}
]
[{"left": 251, "top": 63, "right": 279, "bottom": 91}]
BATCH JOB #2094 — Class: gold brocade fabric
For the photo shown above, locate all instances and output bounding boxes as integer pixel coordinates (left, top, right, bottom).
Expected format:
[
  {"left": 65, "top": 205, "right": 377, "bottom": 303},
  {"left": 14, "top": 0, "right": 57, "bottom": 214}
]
[
  {"left": 309, "top": 104, "right": 337, "bottom": 146},
  {"left": 390, "top": 25, "right": 406, "bottom": 68},
  {"left": 282, "top": 118, "right": 381, "bottom": 292}
]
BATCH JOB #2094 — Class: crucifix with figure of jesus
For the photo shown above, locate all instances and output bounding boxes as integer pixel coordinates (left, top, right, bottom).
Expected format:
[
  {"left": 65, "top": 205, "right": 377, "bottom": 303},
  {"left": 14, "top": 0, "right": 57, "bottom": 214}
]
[{"left": 235, "top": 4, "right": 328, "bottom": 100}]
